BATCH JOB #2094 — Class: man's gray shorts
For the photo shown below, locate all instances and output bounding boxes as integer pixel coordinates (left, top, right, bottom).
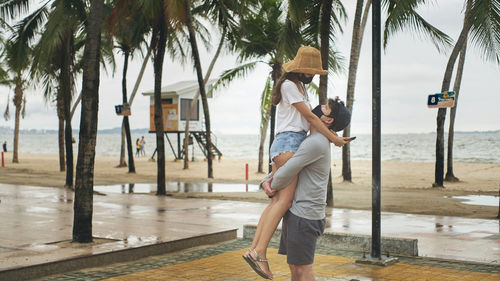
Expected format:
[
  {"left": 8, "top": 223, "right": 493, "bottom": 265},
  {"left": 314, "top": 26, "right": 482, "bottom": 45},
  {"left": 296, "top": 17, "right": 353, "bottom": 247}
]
[{"left": 278, "top": 211, "right": 326, "bottom": 265}]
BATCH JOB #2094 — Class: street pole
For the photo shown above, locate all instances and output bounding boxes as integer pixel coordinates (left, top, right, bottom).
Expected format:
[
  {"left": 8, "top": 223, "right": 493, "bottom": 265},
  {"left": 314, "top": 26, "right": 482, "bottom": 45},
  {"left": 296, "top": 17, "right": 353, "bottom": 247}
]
[{"left": 371, "top": 0, "right": 382, "bottom": 259}]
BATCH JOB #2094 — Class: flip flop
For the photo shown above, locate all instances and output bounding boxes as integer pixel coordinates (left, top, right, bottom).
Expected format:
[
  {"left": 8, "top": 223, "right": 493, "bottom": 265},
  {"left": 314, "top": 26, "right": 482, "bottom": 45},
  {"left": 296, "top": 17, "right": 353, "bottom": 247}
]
[{"left": 242, "top": 249, "right": 273, "bottom": 280}]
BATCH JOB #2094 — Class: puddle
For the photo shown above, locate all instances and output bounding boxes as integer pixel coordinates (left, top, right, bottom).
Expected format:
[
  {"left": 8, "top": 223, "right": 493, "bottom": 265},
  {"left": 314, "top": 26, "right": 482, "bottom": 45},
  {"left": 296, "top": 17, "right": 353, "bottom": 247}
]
[
  {"left": 452, "top": 195, "right": 499, "bottom": 206},
  {"left": 94, "top": 182, "right": 260, "bottom": 194}
]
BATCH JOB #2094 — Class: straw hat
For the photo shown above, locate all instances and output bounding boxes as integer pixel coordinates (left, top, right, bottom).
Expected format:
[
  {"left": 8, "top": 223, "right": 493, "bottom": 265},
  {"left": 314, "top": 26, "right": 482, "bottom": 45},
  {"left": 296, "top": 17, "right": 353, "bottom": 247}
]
[{"left": 282, "top": 46, "right": 328, "bottom": 75}]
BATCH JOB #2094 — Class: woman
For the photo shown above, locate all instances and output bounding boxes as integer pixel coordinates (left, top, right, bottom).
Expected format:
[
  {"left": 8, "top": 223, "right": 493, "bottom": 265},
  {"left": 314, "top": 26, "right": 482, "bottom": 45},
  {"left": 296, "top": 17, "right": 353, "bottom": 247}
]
[{"left": 243, "top": 46, "right": 350, "bottom": 280}]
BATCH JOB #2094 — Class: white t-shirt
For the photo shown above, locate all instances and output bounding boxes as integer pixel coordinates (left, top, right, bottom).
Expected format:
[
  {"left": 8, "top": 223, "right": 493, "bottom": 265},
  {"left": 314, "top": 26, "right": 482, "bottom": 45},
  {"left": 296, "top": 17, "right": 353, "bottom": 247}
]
[{"left": 275, "top": 80, "right": 311, "bottom": 134}]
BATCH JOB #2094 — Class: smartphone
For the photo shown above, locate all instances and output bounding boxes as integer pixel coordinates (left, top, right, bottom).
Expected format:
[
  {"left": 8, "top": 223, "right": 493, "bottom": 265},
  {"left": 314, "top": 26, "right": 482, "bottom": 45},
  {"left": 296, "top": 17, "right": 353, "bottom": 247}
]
[{"left": 346, "top": 136, "right": 356, "bottom": 141}]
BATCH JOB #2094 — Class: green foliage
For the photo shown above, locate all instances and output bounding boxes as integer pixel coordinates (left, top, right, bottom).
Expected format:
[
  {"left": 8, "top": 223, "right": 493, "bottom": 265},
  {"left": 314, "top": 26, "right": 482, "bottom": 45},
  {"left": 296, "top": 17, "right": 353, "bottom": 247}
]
[
  {"left": 383, "top": 0, "right": 453, "bottom": 53},
  {"left": 468, "top": 0, "right": 500, "bottom": 63}
]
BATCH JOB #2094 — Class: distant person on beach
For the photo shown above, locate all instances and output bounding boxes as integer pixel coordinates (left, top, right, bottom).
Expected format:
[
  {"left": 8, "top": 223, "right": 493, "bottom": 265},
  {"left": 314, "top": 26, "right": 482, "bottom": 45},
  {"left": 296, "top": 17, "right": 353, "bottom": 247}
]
[
  {"left": 242, "top": 46, "right": 351, "bottom": 280},
  {"left": 140, "top": 136, "right": 146, "bottom": 156},
  {"left": 2, "top": 141, "right": 6, "bottom": 153},
  {"left": 135, "top": 138, "right": 141, "bottom": 157}
]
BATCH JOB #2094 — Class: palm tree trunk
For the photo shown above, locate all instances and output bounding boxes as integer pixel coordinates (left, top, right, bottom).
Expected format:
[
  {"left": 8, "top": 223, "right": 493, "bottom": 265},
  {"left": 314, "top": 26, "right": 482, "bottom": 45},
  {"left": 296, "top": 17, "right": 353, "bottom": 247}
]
[
  {"left": 73, "top": 0, "right": 104, "bottom": 243},
  {"left": 57, "top": 95, "right": 65, "bottom": 171},
  {"left": 184, "top": 27, "right": 226, "bottom": 169},
  {"left": 258, "top": 110, "right": 270, "bottom": 173},
  {"left": 118, "top": 122, "right": 127, "bottom": 167},
  {"left": 70, "top": 90, "right": 82, "bottom": 121},
  {"left": 343, "top": 0, "right": 370, "bottom": 182},
  {"left": 121, "top": 50, "right": 135, "bottom": 173},
  {"left": 129, "top": 44, "right": 152, "bottom": 106},
  {"left": 445, "top": 39, "right": 467, "bottom": 182},
  {"left": 58, "top": 115, "right": 65, "bottom": 171},
  {"left": 12, "top": 80, "right": 22, "bottom": 163},
  {"left": 117, "top": 46, "right": 152, "bottom": 168},
  {"left": 152, "top": 18, "right": 167, "bottom": 195},
  {"left": 318, "top": 0, "right": 332, "bottom": 104},
  {"left": 61, "top": 30, "right": 75, "bottom": 189},
  {"left": 320, "top": 0, "right": 334, "bottom": 207},
  {"left": 185, "top": 0, "right": 213, "bottom": 178},
  {"left": 434, "top": 0, "right": 472, "bottom": 187}
]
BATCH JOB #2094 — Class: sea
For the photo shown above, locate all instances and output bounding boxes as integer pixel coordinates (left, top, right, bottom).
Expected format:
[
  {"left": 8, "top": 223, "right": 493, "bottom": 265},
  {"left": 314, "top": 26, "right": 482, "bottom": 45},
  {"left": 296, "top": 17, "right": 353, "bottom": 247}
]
[{"left": 1, "top": 131, "right": 499, "bottom": 164}]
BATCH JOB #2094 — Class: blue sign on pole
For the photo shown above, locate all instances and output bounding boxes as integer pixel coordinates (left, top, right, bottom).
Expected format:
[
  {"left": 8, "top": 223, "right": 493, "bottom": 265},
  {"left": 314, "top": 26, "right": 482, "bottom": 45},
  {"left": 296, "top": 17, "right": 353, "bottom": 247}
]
[{"left": 427, "top": 91, "right": 455, "bottom": 108}]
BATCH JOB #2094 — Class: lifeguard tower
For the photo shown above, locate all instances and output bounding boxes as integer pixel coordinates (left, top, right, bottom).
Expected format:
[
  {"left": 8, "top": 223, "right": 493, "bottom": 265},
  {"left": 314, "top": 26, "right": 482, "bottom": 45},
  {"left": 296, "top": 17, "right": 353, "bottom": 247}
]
[{"left": 141, "top": 80, "right": 222, "bottom": 160}]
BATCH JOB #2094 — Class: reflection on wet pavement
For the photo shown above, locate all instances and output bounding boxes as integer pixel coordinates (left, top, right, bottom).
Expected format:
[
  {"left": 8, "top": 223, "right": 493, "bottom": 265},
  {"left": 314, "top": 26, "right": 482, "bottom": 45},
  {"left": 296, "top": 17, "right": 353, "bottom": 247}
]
[
  {"left": 93, "top": 182, "right": 260, "bottom": 194},
  {"left": 453, "top": 194, "right": 499, "bottom": 206}
]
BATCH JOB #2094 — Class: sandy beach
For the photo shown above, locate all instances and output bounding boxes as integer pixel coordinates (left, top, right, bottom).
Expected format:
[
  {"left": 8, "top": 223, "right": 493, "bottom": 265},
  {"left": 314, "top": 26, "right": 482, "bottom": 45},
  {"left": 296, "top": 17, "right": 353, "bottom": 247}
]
[{"left": 0, "top": 153, "right": 499, "bottom": 219}]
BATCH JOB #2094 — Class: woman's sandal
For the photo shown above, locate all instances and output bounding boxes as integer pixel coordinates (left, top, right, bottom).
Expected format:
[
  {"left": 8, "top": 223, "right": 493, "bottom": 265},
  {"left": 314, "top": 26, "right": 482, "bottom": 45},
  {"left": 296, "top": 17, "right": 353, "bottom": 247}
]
[{"left": 242, "top": 249, "right": 273, "bottom": 280}]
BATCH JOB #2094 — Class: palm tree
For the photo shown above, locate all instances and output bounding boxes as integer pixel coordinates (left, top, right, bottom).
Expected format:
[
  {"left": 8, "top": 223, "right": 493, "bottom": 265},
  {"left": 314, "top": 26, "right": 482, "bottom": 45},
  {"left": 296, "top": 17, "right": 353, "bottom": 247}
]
[
  {"left": 342, "top": 0, "right": 453, "bottom": 182},
  {"left": 1, "top": 35, "right": 32, "bottom": 163},
  {"left": 72, "top": 0, "right": 105, "bottom": 243},
  {"left": 445, "top": 38, "right": 467, "bottom": 182},
  {"left": 434, "top": 0, "right": 500, "bottom": 187},
  {"left": 107, "top": 1, "right": 150, "bottom": 173},
  {"left": 182, "top": 0, "right": 248, "bottom": 170},
  {"left": 149, "top": 1, "right": 170, "bottom": 195},
  {"left": 184, "top": 0, "right": 216, "bottom": 178},
  {"left": 28, "top": 0, "right": 105, "bottom": 188},
  {"left": 290, "top": 0, "right": 346, "bottom": 206},
  {"left": 209, "top": 0, "right": 292, "bottom": 173}
]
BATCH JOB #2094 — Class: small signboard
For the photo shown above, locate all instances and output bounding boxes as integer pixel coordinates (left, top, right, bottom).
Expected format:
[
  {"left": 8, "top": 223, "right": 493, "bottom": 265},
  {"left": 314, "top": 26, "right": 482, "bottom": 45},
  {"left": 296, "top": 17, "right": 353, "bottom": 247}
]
[
  {"left": 427, "top": 91, "right": 455, "bottom": 108},
  {"left": 115, "top": 103, "right": 131, "bottom": 116}
]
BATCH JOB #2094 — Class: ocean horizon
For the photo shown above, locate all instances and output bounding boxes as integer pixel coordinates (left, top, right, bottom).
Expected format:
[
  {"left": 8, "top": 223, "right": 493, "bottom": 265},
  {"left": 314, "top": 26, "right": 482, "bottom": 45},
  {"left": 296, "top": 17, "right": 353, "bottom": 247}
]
[{"left": 1, "top": 131, "right": 499, "bottom": 164}]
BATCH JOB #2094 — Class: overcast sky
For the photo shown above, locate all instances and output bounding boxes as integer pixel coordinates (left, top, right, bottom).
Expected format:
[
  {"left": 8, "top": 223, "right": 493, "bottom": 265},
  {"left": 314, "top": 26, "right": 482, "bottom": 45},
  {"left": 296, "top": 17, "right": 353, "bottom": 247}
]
[{"left": 1, "top": 0, "right": 499, "bottom": 135}]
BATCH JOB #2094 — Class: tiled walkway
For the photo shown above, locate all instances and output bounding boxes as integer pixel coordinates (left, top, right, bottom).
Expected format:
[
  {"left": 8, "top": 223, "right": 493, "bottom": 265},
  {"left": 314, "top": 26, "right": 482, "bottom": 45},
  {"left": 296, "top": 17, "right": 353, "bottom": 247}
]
[{"left": 43, "top": 240, "right": 500, "bottom": 281}]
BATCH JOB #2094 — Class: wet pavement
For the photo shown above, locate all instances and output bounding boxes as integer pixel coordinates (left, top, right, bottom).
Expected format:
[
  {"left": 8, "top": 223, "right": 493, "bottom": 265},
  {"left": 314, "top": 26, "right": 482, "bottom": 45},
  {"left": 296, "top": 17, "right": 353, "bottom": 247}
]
[
  {"left": 0, "top": 183, "right": 499, "bottom": 280},
  {"left": 41, "top": 240, "right": 500, "bottom": 281}
]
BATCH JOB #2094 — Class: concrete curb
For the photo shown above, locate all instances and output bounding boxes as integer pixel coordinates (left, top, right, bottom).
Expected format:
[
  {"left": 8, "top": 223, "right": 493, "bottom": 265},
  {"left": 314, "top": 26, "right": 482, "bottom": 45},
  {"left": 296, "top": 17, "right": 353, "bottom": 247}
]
[
  {"left": 0, "top": 229, "right": 237, "bottom": 281},
  {"left": 243, "top": 225, "right": 418, "bottom": 257}
]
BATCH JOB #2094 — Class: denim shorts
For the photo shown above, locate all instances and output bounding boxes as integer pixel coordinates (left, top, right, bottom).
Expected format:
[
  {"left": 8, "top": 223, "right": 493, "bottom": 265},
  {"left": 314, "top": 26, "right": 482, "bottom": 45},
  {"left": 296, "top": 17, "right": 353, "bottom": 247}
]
[{"left": 270, "top": 131, "right": 307, "bottom": 162}]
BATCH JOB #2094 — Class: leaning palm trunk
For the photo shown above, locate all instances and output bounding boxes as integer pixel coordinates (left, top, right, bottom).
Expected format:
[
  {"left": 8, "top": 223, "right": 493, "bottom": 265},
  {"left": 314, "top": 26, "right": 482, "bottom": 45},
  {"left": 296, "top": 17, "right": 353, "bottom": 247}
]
[
  {"left": 258, "top": 76, "right": 272, "bottom": 173},
  {"left": 343, "top": 0, "right": 370, "bottom": 182},
  {"left": 433, "top": 0, "right": 472, "bottom": 187},
  {"left": 183, "top": 28, "right": 226, "bottom": 169},
  {"left": 72, "top": 0, "right": 104, "bottom": 243},
  {"left": 445, "top": 39, "right": 467, "bottom": 182},
  {"left": 152, "top": 20, "right": 167, "bottom": 195},
  {"left": 185, "top": 0, "right": 213, "bottom": 178},
  {"left": 320, "top": 0, "right": 334, "bottom": 207},
  {"left": 12, "top": 80, "right": 22, "bottom": 163},
  {"left": 118, "top": 122, "right": 127, "bottom": 167},
  {"left": 257, "top": 115, "right": 270, "bottom": 173}
]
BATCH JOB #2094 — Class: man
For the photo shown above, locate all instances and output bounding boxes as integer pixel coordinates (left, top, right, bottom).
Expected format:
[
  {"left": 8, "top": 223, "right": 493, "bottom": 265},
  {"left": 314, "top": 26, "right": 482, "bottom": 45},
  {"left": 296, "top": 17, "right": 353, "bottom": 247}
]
[{"left": 264, "top": 98, "right": 351, "bottom": 281}]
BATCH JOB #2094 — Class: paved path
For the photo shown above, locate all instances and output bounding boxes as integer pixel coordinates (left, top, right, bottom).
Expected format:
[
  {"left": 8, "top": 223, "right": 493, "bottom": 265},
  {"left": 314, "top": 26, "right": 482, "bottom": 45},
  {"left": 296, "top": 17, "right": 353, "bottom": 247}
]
[
  {"left": 0, "top": 183, "right": 499, "bottom": 280},
  {"left": 41, "top": 240, "right": 500, "bottom": 280}
]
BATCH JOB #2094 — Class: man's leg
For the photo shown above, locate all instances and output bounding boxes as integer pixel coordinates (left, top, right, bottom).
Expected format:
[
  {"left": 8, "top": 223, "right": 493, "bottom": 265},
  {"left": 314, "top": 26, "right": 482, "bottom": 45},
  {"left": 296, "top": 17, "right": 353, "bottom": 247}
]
[{"left": 289, "top": 264, "right": 315, "bottom": 281}]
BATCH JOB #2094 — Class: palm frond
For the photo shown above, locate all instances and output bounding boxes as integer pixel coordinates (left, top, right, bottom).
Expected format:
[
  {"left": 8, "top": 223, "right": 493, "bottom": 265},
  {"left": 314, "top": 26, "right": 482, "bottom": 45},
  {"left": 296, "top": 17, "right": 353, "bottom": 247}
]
[
  {"left": 0, "top": 0, "right": 33, "bottom": 20},
  {"left": 10, "top": 2, "right": 50, "bottom": 47},
  {"left": 383, "top": 0, "right": 453, "bottom": 53},
  {"left": 468, "top": 0, "right": 500, "bottom": 63},
  {"left": 328, "top": 45, "right": 346, "bottom": 75},
  {"left": 208, "top": 60, "right": 261, "bottom": 95}
]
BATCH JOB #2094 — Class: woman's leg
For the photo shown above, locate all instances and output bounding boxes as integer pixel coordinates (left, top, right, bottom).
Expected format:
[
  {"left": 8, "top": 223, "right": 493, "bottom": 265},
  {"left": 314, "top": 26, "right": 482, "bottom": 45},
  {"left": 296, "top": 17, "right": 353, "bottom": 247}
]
[{"left": 250, "top": 152, "right": 298, "bottom": 276}]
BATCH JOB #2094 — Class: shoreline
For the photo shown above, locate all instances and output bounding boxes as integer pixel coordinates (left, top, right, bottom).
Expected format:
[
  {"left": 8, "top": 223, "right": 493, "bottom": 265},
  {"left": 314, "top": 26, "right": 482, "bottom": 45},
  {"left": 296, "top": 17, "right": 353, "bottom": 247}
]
[{"left": 0, "top": 153, "right": 499, "bottom": 219}]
